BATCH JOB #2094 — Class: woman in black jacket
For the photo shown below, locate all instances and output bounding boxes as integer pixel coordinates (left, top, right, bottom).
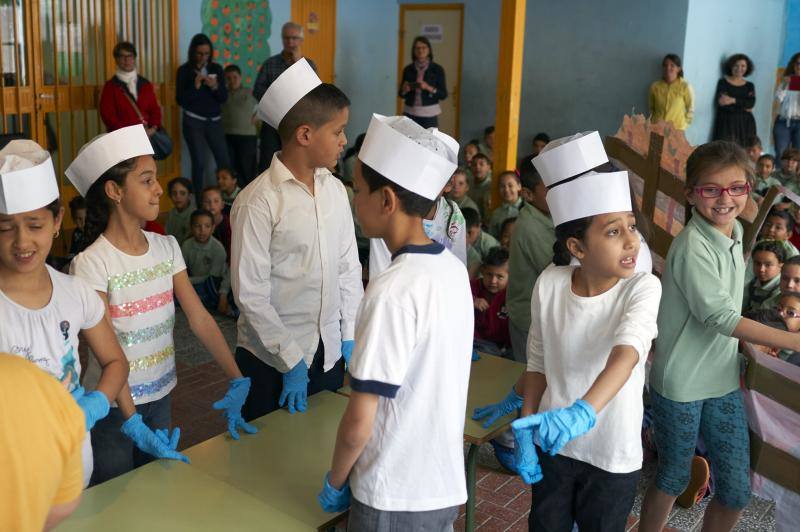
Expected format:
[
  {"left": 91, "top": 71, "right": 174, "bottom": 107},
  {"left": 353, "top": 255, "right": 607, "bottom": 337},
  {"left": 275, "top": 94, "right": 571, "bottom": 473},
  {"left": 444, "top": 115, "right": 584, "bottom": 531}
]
[{"left": 399, "top": 36, "right": 447, "bottom": 128}]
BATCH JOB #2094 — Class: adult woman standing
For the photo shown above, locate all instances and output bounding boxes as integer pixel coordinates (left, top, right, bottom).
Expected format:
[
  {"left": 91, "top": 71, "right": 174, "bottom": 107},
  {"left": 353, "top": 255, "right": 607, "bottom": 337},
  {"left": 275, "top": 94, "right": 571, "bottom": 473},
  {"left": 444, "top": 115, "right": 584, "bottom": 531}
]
[
  {"left": 99, "top": 42, "right": 162, "bottom": 135},
  {"left": 176, "top": 33, "right": 230, "bottom": 200},
  {"left": 649, "top": 54, "right": 694, "bottom": 131},
  {"left": 712, "top": 54, "right": 757, "bottom": 146},
  {"left": 399, "top": 36, "right": 447, "bottom": 128},
  {"left": 773, "top": 52, "right": 800, "bottom": 166}
]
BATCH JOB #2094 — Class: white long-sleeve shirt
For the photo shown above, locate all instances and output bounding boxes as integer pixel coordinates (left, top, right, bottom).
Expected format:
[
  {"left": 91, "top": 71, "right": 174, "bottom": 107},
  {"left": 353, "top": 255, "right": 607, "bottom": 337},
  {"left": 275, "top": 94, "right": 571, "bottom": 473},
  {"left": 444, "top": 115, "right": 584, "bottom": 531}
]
[
  {"left": 230, "top": 154, "right": 363, "bottom": 373},
  {"left": 527, "top": 265, "right": 661, "bottom": 473}
]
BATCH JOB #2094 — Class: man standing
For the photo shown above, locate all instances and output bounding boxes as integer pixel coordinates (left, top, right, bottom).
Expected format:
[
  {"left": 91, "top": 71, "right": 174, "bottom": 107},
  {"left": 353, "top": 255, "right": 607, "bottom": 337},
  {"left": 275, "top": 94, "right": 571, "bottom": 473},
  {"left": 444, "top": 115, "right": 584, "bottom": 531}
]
[{"left": 253, "top": 22, "right": 317, "bottom": 172}]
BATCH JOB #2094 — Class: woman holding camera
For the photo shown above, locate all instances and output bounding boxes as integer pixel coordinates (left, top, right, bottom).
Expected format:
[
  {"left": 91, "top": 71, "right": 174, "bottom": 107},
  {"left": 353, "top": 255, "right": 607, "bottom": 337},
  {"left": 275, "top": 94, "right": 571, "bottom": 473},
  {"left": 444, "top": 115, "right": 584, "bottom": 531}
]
[{"left": 399, "top": 36, "right": 448, "bottom": 128}]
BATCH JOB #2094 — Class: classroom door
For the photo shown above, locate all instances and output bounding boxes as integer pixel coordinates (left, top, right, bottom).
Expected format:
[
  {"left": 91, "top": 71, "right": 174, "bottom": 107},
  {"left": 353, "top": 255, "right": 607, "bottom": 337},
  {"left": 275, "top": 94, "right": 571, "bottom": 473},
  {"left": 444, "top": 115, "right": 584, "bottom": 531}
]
[
  {"left": 291, "top": 0, "right": 336, "bottom": 83},
  {"left": 398, "top": 4, "right": 463, "bottom": 138}
]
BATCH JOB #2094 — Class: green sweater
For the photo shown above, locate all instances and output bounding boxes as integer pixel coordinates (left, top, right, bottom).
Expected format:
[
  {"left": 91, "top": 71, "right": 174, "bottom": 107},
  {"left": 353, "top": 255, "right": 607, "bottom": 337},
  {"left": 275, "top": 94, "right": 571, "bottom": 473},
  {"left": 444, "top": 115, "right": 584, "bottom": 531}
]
[
  {"left": 181, "top": 237, "right": 230, "bottom": 294},
  {"left": 467, "top": 230, "right": 501, "bottom": 271},
  {"left": 166, "top": 207, "right": 193, "bottom": 246}
]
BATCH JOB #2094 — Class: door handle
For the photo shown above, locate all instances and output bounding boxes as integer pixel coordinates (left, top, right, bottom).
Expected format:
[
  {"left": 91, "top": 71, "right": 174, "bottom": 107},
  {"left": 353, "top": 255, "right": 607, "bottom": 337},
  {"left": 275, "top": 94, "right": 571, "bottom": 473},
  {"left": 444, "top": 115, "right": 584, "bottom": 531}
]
[{"left": 38, "top": 93, "right": 54, "bottom": 99}]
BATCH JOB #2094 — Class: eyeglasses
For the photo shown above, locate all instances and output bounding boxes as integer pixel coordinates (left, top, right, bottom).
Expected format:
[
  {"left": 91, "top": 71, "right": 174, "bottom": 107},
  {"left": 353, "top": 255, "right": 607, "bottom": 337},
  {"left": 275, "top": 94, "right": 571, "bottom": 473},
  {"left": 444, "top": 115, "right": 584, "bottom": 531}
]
[
  {"left": 777, "top": 306, "right": 800, "bottom": 319},
  {"left": 692, "top": 183, "right": 751, "bottom": 198}
]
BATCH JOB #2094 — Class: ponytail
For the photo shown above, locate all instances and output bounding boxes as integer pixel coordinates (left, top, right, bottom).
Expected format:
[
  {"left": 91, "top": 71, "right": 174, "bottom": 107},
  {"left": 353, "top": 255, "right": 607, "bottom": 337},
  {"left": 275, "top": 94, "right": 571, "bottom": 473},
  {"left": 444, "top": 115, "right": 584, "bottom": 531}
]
[
  {"left": 82, "top": 158, "right": 137, "bottom": 248},
  {"left": 552, "top": 215, "right": 593, "bottom": 266}
]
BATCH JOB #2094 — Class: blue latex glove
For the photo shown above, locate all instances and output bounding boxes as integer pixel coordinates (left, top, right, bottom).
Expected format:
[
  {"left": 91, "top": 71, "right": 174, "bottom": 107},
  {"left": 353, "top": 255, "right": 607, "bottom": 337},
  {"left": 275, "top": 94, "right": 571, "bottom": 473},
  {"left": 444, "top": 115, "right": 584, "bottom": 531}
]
[
  {"left": 512, "top": 423, "right": 543, "bottom": 484},
  {"left": 472, "top": 386, "right": 523, "bottom": 428},
  {"left": 511, "top": 399, "right": 597, "bottom": 456},
  {"left": 471, "top": 348, "right": 481, "bottom": 361},
  {"left": 341, "top": 340, "right": 355, "bottom": 366},
  {"left": 121, "top": 413, "right": 190, "bottom": 464},
  {"left": 317, "top": 472, "right": 351, "bottom": 512},
  {"left": 74, "top": 387, "right": 110, "bottom": 431},
  {"left": 213, "top": 377, "right": 258, "bottom": 440},
  {"left": 279, "top": 359, "right": 309, "bottom": 414}
]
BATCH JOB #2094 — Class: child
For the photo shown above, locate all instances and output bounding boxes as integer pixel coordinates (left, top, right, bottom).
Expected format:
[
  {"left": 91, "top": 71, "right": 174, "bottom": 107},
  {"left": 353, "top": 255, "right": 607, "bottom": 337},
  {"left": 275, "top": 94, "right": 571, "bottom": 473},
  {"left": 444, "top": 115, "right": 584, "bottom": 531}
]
[
  {"left": 777, "top": 291, "right": 800, "bottom": 333},
  {"left": 448, "top": 167, "right": 480, "bottom": 213},
  {"left": 0, "top": 354, "right": 85, "bottom": 531},
  {"left": 744, "top": 240, "right": 785, "bottom": 312},
  {"left": 759, "top": 207, "right": 799, "bottom": 257},
  {"left": 468, "top": 152, "right": 492, "bottom": 217},
  {"left": 509, "top": 131, "right": 662, "bottom": 531},
  {"left": 216, "top": 166, "right": 241, "bottom": 207},
  {"left": 68, "top": 195, "right": 87, "bottom": 254},
  {"left": 488, "top": 170, "right": 524, "bottom": 237},
  {"left": 774, "top": 147, "right": 800, "bottom": 188},
  {"left": 464, "top": 207, "right": 500, "bottom": 279},
  {"left": 165, "top": 177, "right": 194, "bottom": 245},
  {"left": 500, "top": 216, "right": 517, "bottom": 249},
  {"left": 463, "top": 139, "right": 479, "bottom": 166},
  {"left": 781, "top": 255, "right": 800, "bottom": 293},
  {"left": 201, "top": 185, "right": 232, "bottom": 260},
  {"left": 231, "top": 59, "right": 363, "bottom": 418},
  {"left": 744, "top": 135, "right": 762, "bottom": 166},
  {"left": 472, "top": 246, "right": 511, "bottom": 355},
  {"left": 742, "top": 307, "right": 787, "bottom": 358},
  {"left": 0, "top": 140, "right": 130, "bottom": 487},
  {"left": 182, "top": 209, "right": 230, "bottom": 314},
  {"left": 369, "top": 174, "right": 467, "bottom": 278},
  {"left": 506, "top": 164, "right": 555, "bottom": 363},
  {"left": 317, "top": 114, "right": 472, "bottom": 530},
  {"left": 479, "top": 125, "right": 495, "bottom": 161},
  {"left": 221, "top": 64, "right": 258, "bottom": 186},
  {"left": 66, "top": 124, "right": 255, "bottom": 484},
  {"left": 753, "top": 154, "right": 780, "bottom": 197},
  {"left": 640, "top": 141, "right": 800, "bottom": 531}
]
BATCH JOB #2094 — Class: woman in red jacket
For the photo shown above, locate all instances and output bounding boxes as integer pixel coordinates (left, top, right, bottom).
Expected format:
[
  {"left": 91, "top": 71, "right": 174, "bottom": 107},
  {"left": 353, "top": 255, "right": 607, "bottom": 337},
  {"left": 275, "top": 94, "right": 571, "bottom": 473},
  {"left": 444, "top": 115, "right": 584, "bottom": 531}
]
[{"left": 99, "top": 42, "right": 162, "bottom": 134}]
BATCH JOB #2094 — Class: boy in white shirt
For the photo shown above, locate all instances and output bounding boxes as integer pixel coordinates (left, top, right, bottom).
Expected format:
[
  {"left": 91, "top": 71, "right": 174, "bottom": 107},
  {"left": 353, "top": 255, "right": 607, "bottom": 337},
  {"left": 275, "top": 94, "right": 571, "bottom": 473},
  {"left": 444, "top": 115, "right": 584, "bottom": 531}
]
[
  {"left": 317, "top": 114, "right": 473, "bottom": 531},
  {"left": 231, "top": 58, "right": 363, "bottom": 418}
]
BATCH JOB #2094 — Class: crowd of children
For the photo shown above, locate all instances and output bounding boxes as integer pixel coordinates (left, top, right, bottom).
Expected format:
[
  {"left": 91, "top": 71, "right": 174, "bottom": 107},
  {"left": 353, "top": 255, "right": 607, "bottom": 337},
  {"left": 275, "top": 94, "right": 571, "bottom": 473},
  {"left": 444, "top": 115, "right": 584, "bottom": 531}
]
[{"left": 3, "top": 46, "right": 800, "bottom": 532}]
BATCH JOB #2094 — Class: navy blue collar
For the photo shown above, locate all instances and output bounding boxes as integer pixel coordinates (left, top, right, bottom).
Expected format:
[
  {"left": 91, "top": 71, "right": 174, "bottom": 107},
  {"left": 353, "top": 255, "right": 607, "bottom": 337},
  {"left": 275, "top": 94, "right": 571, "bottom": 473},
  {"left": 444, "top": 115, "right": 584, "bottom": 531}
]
[{"left": 391, "top": 242, "right": 445, "bottom": 260}]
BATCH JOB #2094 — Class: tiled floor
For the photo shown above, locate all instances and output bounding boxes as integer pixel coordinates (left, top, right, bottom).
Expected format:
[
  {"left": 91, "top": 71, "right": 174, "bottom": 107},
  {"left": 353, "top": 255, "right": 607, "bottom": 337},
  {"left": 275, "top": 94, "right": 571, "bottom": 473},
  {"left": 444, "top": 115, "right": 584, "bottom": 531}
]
[{"left": 169, "top": 310, "right": 775, "bottom": 532}]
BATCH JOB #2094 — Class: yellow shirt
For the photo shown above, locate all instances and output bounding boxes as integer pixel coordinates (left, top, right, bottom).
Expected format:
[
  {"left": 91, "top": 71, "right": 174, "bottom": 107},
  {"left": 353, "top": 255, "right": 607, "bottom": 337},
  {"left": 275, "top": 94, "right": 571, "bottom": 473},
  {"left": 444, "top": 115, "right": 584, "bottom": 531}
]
[
  {"left": 649, "top": 78, "right": 694, "bottom": 130},
  {"left": 0, "top": 354, "right": 84, "bottom": 532}
]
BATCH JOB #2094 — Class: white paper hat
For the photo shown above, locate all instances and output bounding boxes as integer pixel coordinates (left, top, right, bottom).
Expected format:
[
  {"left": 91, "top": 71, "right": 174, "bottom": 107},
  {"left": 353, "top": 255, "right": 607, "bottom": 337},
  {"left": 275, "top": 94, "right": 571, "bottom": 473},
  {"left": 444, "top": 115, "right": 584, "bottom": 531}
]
[
  {"left": 257, "top": 58, "right": 322, "bottom": 128},
  {"left": 546, "top": 170, "right": 632, "bottom": 227},
  {"left": 533, "top": 131, "right": 608, "bottom": 187},
  {"left": 65, "top": 124, "right": 154, "bottom": 197},
  {"left": 0, "top": 140, "right": 59, "bottom": 215},
  {"left": 358, "top": 114, "right": 458, "bottom": 200}
]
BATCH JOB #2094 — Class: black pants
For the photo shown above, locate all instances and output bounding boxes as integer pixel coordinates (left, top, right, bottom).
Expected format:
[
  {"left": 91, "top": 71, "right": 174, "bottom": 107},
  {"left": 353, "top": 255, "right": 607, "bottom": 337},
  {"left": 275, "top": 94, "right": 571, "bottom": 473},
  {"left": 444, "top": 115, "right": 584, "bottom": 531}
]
[
  {"left": 225, "top": 134, "right": 258, "bottom": 186},
  {"left": 258, "top": 124, "right": 282, "bottom": 173},
  {"left": 235, "top": 342, "right": 344, "bottom": 421},
  {"left": 529, "top": 448, "right": 640, "bottom": 532},
  {"left": 404, "top": 113, "right": 438, "bottom": 129}
]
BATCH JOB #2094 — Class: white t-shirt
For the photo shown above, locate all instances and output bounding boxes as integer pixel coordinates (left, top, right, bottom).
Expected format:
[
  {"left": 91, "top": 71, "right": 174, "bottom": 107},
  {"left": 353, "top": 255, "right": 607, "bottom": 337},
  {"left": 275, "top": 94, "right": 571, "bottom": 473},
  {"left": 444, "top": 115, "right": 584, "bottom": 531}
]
[
  {"left": 527, "top": 265, "right": 661, "bottom": 473},
  {"left": 71, "top": 231, "right": 186, "bottom": 405},
  {"left": 368, "top": 197, "right": 467, "bottom": 279},
  {"left": 0, "top": 265, "right": 105, "bottom": 486},
  {"left": 349, "top": 243, "right": 473, "bottom": 511}
]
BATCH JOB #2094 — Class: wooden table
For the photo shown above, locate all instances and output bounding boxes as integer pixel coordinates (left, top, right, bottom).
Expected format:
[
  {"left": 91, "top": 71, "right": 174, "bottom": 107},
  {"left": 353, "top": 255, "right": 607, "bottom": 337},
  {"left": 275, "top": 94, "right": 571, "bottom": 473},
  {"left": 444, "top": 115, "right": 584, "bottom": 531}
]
[
  {"left": 185, "top": 391, "right": 349, "bottom": 531},
  {"left": 61, "top": 391, "right": 350, "bottom": 531},
  {"left": 59, "top": 458, "right": 308, "bottom": 531},
  {"left": 338, "top": 353, "right": 525, "bottom": 532}
]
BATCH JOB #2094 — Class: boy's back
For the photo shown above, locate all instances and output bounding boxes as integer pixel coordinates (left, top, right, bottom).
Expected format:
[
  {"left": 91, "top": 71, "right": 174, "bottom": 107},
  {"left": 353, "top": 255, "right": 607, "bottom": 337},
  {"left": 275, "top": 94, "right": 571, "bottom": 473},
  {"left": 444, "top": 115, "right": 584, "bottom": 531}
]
[{"left": 349, "top": 244, "right": 473, "bottom": 511}]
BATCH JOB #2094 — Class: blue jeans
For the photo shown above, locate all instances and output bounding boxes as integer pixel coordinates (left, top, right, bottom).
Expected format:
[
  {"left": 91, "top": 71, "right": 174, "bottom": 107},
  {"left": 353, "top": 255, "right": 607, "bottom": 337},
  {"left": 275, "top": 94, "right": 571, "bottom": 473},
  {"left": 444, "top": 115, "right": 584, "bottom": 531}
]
[
  {"left": 182, "top": 114, "right": 230, "bottom": 202},
  {"left": 192, "top": 277, "right": 238, "bottom": 317},
  {"left": 89, "top": 393, "right": 172, "bottom": 485},
  {"left": 773, "top": 117, "right": 800, "bottom": 165},
  {"left": 650, "top": 389, "right": 751, "bottom": 509}
]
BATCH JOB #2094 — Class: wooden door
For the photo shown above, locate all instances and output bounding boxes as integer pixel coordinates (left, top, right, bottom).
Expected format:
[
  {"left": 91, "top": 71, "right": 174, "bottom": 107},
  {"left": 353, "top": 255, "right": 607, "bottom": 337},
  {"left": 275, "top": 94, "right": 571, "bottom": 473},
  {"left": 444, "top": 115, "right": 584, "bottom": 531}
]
[
  {"left": 398, "top": 3, "right": 463, "bottom": 138},
  {"left": 291, "top": 0, "right": 336, "bottom": 83}
]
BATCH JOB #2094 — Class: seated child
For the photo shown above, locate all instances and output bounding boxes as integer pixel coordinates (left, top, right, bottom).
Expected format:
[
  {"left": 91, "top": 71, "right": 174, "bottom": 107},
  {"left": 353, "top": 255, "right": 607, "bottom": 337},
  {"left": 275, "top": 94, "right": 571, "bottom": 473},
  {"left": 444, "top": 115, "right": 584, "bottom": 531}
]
[
  {"left": 479, "top": 125, "right": 494, "bottom": 161},
  {"left": 488, "top": 170, "right": 524, "bottom": 237},
  {"left": 776, "top": 291, "right": 800, "bottom": 364},
  {"left": 744, "top": 240, "right": 785, "bottom": 312},
  {"left": 759, "top": 208, "right": 799, "bottom": 257},
  {"left": 201, "top": 185, "right": 232, "bottom": 260},
  {"left": 468, "top": 153, "right": 492, "bottom": 217},
  {"left": 464, "top": 207, "right": 500, "bottom": 279},
  {"left": 181, "top": 209, "right": 232, "bottom": 315},
  {"left": 216, "top": 167, "right": 241, "bottom": 207},
  {"left": 775, "top": 148, "right": 800, "bottom": 189},
  {"left": 449, "top": 167, "right": 480, "bottom": 213},
  {"left": 472, "top": 247, "right": 511, "bottom": 356},
  {"left": 165, "top": 177, "right": 194, "bottom": 245},
  {"left": 68, "top": 195, "right": 87, "bottom": 255},
  {"left": 754, "top": 154, "right": 780, "bottom": 197},
  {"left": 500, "top": 216, "right": 517, "bottom": 250},
  {"left": 518, "top": 132, "right": 550, "bottom": 174},
  {"left": 462, "top": 139, "right": 479, "bottom": 166},
  {"left": 742, "top": 308, "right": 788, "bottom": 358}
]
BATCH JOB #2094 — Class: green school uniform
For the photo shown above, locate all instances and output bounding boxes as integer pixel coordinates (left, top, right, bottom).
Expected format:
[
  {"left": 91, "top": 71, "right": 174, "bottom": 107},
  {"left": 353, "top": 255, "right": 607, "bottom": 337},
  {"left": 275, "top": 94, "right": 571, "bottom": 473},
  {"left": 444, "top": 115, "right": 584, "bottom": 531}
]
[
  {"left": 488, "top": 197, "right": 524, "bottom": 238},
  {"left": 468, "top": 175, "right": 492, "bottom": 218},
  {"left": 181, "top": 236, "right": 229, "bottom": 293},
  {"left": 467, "top": 230, "right": 501, "bottom": 271},
  {"left": 166, "top": 206, "right": 193, "bottom": 246},
  {"left": 651, "top": 210, "right": 744, "bottom": 402},
  {"left": 506, "top": 203, "right": 555, "bottom": 332},
  {"left": 743, "top": 274, "right": 781, "bottom": 313},
  {"left": 454, "top": 195, "right": 480, "bottom": 215}
]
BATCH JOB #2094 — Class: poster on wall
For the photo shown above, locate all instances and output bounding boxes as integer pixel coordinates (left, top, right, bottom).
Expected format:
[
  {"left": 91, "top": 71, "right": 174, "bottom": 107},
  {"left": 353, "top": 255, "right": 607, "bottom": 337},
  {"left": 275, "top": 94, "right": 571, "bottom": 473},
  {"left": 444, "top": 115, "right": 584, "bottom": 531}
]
[
  {"left": 421, "top": 24, "right": 443, "bottom": 42},
  {"left": 201, "top": 0, "right": 272, "bottom": 86}
]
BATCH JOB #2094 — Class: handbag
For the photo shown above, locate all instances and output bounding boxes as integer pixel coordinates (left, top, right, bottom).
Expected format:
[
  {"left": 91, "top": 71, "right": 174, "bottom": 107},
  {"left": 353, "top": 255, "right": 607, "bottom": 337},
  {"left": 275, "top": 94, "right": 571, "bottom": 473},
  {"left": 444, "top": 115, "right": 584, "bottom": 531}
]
[{"left": 122, "top": 88, "right": 172, "bottom": 160}]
